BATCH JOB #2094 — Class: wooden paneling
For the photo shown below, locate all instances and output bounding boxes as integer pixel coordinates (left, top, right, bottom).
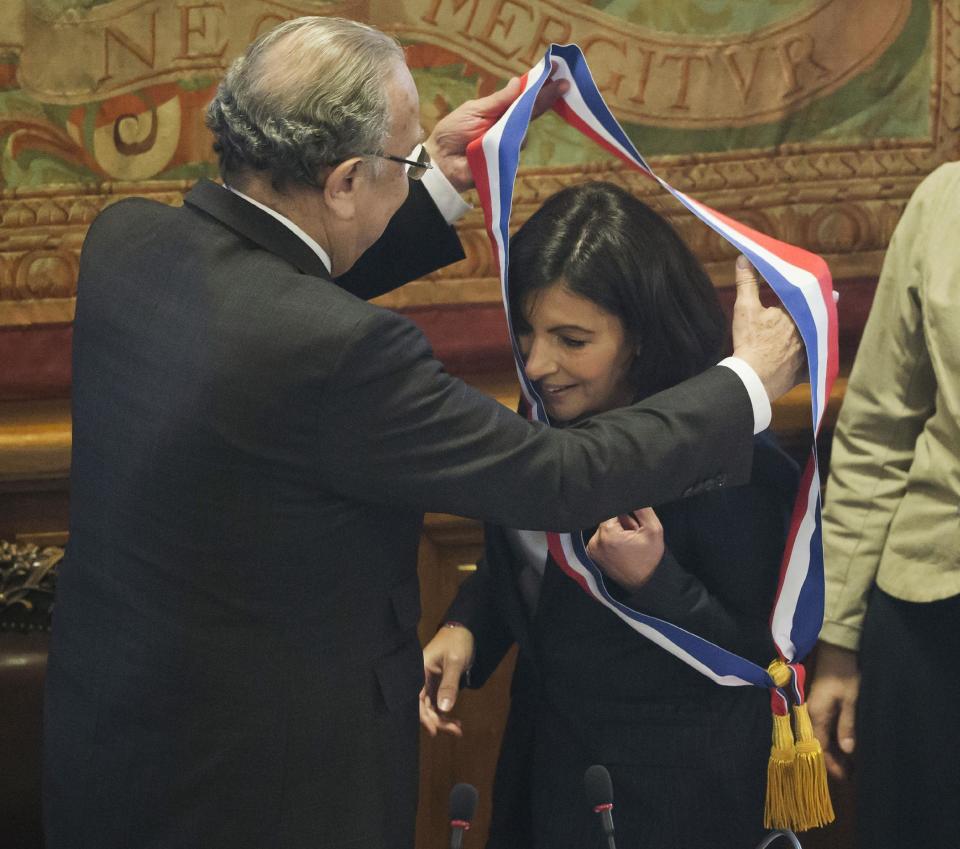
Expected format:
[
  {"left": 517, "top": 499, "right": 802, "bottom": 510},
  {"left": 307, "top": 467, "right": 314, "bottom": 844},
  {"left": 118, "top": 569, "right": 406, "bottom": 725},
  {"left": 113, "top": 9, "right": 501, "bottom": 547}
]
[{"left": 414, "top": 514, "right": 516, "bottom": 849}]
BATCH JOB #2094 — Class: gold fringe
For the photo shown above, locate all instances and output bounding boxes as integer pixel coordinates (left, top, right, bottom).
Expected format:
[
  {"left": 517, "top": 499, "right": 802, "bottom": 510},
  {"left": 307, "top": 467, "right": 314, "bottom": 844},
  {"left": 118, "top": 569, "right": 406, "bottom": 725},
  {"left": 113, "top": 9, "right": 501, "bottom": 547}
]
[
  {"left": 764, "top": 711, "right": 797, "bottom": 830},
  {"left": 790, "top": 702, "right": 836, "bottom": 831}
]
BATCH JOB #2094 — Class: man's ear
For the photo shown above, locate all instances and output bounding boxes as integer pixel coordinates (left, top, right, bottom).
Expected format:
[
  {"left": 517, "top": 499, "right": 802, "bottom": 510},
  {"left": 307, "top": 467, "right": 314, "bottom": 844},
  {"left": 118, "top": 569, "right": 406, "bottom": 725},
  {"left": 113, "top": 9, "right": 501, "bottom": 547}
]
[{"left": 323, "top": 157, "right": 365, "bottom": 220}]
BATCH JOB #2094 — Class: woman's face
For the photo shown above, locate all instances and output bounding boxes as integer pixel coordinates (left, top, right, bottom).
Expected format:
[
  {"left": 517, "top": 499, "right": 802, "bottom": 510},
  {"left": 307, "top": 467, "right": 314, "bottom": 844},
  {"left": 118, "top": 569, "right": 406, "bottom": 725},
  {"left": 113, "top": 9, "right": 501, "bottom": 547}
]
[{"left": 517, "top": 281, "right": 635, "bottom": 423}]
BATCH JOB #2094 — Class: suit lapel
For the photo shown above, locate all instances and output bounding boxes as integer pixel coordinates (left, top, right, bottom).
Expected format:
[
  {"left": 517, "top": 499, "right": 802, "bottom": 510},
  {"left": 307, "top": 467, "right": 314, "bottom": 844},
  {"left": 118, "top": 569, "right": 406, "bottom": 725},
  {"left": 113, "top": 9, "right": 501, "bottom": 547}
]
[{"left": 183, "top": 180, "right": 332, "bottom": 281}]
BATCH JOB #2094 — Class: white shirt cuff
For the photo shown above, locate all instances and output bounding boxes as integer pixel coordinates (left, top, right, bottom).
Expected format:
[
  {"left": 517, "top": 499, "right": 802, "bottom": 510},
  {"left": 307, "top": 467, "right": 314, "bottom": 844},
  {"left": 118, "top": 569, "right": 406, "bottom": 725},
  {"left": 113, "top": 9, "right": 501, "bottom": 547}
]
[
  {"left": 717, "top": 357, "right": 771, "bottom": 434},
  {"left": 421, "top": 157, "right": 471, "bottom": 224}
]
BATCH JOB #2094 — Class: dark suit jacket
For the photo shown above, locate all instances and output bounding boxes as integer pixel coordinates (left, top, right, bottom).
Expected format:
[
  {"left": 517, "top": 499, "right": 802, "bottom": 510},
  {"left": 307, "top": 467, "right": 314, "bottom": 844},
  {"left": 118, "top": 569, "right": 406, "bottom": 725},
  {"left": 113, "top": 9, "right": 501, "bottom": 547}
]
[
  {"left": 44, "top": 178, "right": 758, "bottom": 849},
  {"left": 447, "top": 435, "right": 799, "bottom": 849}
]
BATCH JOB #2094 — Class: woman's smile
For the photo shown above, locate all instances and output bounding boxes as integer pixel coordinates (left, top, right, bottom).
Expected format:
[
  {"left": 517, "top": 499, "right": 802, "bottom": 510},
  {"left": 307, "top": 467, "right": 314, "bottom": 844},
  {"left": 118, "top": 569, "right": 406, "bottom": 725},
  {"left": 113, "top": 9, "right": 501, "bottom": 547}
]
[{"left": 517, "top": 282, "right": 635, "bottom": 423}]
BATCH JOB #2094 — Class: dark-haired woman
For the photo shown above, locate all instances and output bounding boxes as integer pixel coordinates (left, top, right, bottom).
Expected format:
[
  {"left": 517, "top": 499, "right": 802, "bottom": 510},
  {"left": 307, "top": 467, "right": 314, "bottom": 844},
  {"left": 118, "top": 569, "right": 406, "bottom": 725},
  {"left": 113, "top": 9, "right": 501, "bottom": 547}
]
[{"left": 420, "top": 182, "right": 799, "bottom": 849}]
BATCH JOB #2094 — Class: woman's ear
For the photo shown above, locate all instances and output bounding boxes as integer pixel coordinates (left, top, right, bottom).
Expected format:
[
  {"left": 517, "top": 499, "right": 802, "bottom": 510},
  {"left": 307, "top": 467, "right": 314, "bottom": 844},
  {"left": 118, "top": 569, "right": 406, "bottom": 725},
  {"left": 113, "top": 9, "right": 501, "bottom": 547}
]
[{"left": 323, "top": 157, "right": 364, "bottom": 221}]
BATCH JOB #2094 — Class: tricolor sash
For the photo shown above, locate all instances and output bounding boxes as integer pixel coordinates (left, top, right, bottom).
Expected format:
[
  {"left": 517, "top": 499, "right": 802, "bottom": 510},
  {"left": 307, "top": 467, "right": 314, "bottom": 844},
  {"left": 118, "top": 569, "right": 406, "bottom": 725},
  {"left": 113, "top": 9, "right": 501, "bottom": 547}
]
[{"left": 465, "top": 43, "right": 839, "bottom": 831}]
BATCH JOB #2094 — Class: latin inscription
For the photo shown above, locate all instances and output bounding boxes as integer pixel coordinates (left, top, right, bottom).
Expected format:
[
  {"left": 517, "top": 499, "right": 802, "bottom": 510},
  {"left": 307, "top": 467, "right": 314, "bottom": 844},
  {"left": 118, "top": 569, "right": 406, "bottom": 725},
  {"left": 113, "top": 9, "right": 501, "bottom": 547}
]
[{"left": 17, "top": 0, "right": 909, "bottom": 129}]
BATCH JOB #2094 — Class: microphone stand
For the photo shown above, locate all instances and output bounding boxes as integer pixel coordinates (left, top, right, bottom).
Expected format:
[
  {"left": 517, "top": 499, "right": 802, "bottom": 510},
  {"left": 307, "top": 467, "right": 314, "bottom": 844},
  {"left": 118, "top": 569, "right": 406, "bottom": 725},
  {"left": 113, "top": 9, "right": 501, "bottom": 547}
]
[{"left": 754, "top": 830, "right": 803, "bottom": 849}]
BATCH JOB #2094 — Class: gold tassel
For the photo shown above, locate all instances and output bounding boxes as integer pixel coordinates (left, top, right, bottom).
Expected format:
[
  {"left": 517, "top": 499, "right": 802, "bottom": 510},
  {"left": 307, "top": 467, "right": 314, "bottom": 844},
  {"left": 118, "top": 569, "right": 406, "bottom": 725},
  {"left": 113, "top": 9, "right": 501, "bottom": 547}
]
[
  {"left": 764, "top": 710, "right": 797, "bottom": 829},
  {"left": 791, "top": 702, "right": 836, "bottom": 831},
  {"left": 764, "top": 660, "right": 796, "bottom": 830}
]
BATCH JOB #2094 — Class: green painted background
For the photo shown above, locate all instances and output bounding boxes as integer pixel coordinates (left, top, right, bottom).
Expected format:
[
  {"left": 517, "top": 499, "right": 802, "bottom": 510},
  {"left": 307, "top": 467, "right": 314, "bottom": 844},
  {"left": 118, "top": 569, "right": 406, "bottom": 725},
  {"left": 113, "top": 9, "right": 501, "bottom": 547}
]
[{"left": 0, "top": 0, "right": 931, "bottom": 188}]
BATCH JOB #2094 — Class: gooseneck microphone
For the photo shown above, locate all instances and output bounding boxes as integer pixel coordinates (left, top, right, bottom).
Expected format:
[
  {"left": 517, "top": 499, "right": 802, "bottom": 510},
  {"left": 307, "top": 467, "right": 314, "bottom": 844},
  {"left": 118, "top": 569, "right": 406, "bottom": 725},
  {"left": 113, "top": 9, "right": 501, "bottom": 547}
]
[
  {"left": 584, "top": 764, "right": 617, "bottom": 849},
  {"left": 448, "top": 782, "right": 478, "bottom": 849}
]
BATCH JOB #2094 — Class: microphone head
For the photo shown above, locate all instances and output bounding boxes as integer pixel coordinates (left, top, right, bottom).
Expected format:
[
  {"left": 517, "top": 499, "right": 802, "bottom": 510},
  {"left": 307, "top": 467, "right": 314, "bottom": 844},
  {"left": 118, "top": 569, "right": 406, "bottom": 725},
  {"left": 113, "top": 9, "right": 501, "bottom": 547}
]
[
  {"left": 449, "top": 782, "right": 479, "bottom": 823},
  {"left": 584, "top": 764, "right": 614, "bottom": 808}
]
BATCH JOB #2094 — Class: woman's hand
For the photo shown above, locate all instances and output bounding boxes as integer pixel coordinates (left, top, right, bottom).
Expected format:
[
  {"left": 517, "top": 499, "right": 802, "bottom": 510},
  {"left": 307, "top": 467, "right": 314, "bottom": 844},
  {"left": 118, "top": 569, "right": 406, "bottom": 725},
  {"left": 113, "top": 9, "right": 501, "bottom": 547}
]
[
  {"left": 586, "top": 507, "right": 665, "bottom": 591},
  {"left": 419, "top": 624, "right": 475, "bottom": 737}
]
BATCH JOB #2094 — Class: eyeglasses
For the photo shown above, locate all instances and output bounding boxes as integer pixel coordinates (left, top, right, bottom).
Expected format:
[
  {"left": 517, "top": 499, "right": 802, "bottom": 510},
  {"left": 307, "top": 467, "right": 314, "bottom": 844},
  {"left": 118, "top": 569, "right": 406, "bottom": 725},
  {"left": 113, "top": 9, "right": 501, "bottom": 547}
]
[{"left": 371, "top": 144, "right": 432, "bottom": 181}]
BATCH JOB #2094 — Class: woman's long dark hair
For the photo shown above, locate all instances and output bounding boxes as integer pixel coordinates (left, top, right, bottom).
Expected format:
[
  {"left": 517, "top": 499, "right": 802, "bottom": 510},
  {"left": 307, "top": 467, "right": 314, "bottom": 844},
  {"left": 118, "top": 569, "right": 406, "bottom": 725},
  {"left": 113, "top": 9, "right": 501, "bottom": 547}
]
[{"left": 508, "top": 181, "right": 726, "bottom": 402}]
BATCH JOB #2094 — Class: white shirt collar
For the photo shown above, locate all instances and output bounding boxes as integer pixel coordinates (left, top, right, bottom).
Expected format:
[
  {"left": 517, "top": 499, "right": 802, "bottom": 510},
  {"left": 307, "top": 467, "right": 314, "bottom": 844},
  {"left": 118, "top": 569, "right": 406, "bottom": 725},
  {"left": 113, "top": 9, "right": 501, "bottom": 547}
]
[{"left": 224, "top": 184, "right": 332, "bottom": 276}]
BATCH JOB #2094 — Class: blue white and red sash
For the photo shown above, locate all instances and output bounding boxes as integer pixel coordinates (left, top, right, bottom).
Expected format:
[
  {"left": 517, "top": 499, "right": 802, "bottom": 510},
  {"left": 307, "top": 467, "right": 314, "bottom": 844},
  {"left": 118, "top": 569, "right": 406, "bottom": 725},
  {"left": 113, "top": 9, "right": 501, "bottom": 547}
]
[{"left": 466, "top": 44, "right": 839, "bottom": 696}]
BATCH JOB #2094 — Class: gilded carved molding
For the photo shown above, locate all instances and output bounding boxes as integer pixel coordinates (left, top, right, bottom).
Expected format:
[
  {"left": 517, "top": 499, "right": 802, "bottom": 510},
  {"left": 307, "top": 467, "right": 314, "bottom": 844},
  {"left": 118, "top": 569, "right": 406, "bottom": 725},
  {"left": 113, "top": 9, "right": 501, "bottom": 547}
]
[
  {"left": 379, "top": 150, "right": 932, "bottom": 309},
  {"left": 0, "top": 181, "right": 190, "bottom": 324},
  {"left": 0, "top": 153, "right": 940, "bottom": 324},
  {"left": 0, "top": 0, "right": 958, "bottom": 325}
]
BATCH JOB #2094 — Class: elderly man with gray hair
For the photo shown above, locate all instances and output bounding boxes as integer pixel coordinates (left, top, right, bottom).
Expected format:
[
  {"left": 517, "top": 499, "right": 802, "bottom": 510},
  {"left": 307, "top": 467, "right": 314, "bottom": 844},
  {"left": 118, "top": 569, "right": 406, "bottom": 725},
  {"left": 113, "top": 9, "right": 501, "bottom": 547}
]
[{"left": 44, "top": 15, "right": 804, "bottom": 849}]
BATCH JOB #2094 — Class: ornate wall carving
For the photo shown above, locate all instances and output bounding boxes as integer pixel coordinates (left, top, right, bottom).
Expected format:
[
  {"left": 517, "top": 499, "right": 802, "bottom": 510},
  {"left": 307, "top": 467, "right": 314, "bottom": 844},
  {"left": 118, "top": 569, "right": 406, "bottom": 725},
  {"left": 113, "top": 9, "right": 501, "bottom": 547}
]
[{"left": 0, "top": 181, "right": 188, "bottom": 325}]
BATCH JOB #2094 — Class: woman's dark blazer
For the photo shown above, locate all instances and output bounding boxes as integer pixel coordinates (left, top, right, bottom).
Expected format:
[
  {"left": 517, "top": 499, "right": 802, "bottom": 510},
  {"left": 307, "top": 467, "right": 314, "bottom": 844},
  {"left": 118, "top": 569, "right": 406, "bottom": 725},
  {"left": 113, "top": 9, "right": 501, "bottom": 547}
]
[{"left": 446, "top": 434, "right": 799, "bottom": 849}]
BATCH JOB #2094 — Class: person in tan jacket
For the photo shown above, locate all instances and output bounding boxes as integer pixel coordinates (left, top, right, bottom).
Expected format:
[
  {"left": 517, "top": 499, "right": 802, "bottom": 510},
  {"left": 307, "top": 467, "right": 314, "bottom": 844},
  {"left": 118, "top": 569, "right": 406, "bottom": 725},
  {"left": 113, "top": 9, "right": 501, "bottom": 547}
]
[{"left": 809, "top": 162, "right": 960, "bottom": 849}]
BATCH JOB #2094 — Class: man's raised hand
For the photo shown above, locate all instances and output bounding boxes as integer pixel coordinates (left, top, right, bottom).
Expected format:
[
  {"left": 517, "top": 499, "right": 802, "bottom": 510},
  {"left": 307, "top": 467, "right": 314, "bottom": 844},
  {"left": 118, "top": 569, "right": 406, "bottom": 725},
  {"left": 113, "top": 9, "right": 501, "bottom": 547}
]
[
  {"left": 425, "top": 73, "right": 569, "bottom": 193},
  {"left": 731, "top": 255, "right": 806, "bottom": 402}
]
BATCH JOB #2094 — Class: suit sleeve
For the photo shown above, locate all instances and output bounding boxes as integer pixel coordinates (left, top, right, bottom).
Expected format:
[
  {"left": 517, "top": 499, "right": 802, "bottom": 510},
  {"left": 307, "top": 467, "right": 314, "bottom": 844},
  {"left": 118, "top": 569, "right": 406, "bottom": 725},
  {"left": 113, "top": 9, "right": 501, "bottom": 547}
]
[
  {"left": 443, "top": 534, "right": 518, "bottom": 689},
  {"left": 335, "top": 181, "right": 465, "bottom": 300},
  {"left": 620, "top": 474, "right": 791, "bottom": 666},
  {"left": 315, "top": 308, "right": 755, "bottom": 530}
]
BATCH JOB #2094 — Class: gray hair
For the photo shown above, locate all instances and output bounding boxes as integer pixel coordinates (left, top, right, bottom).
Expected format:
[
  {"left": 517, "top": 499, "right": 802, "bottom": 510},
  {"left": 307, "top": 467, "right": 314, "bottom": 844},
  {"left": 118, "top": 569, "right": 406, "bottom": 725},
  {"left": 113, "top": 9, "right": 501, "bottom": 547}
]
[{"left": 205, "top": 17, "right": 405, "bottom": 189}]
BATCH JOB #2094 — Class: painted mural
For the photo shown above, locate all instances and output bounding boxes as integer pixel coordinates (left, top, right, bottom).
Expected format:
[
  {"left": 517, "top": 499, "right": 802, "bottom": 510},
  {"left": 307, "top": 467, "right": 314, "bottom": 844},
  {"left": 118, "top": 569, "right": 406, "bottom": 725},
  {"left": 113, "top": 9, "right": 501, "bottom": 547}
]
[{"left": 0, "top": 0, "right": 932, "bottom": 187}]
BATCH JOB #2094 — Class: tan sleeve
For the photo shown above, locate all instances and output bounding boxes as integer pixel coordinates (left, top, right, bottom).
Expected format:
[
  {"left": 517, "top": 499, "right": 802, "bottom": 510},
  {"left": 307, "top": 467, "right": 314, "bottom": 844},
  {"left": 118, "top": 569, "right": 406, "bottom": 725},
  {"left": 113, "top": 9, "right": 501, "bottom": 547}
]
[{"left": 819, "top": 165, "right": 956, "bottom": 650}]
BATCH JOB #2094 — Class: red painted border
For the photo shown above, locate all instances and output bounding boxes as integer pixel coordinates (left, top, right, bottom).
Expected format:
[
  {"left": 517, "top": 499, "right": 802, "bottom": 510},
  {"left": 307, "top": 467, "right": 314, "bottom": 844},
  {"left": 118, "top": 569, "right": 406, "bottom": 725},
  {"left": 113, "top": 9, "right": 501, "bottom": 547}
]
[
  {"left": 0, "top": 325, "right": 74, "bottom": 401},
  {"left": 0, "top": 277, "right": 878, "bottom": 400}
]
